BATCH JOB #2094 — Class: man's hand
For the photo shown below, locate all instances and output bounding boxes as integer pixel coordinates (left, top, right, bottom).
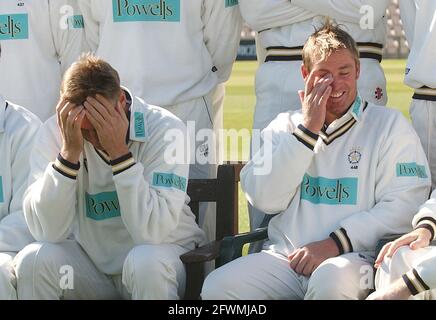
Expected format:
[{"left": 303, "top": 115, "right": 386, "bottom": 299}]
[
  {"left": 366, "top": 278, "right": 411, "bottom": 300},
  {"left": 374, "top": 228, "right": 432, "bottom": 269},
  {"left": 288, "top": 238, "right": 340, "bottom": 276},
  {"left": 298, "top": 71, "right": 333, "bottom": 133},
  {"left": 57, "top": 98, "right": 86, "bottom": 163},
  {"left": 84, "top": 94, "right": 130, "bottom": 159}
]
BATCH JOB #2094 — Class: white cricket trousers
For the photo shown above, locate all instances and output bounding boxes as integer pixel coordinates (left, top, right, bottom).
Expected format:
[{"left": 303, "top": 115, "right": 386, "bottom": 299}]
[
  {"left": 201, "top": 251, "right": 375, "bottom": 300},
  {"left": 13, "top": 240, "right": 189, "bottom": 300},
  {"left": 0, "top": 252, "right": 18, "bottom": 299},
  {"left": 410, "top": 99, "right": 436, "bottom": 189},
  {"left": 165, "top": 91, "right": 217, "bottom": 245},
  {"left": 375, "top": 245, "right": 436, "bottom": 299}
]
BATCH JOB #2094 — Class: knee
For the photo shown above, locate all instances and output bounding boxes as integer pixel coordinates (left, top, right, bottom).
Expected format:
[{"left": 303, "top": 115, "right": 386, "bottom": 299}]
[
  {"left": 201, "top": 267, "right": 235, "bottom": 300},
  {"left": 124, "top": 245, "right": 172, "bottom": 281},
  {"left": 306, "top": 260, "right": 371, "bottom": 300},
  {"left": 15, "top": 242, "right": 66, "bottom": 281}
]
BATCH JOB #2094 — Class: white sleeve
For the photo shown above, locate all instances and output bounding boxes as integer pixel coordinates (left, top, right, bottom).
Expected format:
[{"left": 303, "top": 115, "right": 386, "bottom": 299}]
[
  {"left": 77, "top": 0, "right": 100, "bottom": 53},
  {"left": 399, "top": 0, "right": 417, "bottom": 47},
  {"left": 336, "top": 115, "right": 431, "bottom": 252},
  {"left": 202, "top": 0, "right": 243, "bottom": 82},
  {"left": 23, "top": 123, "right": 78, "bottom": 243},
  {"left": 239, "top": 0, "right": 316, "bottom": 32},
  {"left": 112, "top": 119, "right": 192, "bottom": 245},
  {"left": 0, "top": 116, "right": 41, "bottom": 252},
  {"left": 49, "top": 0, "right": 89, "bottom": 74},
  {"left": 411, "top": 190, "right": 436, "bottom": 241},
  {"left": 292, "top": 0, "right": 389, "bottom": 24},
  {"left": 241, "top": 114, "right": 317, "bottom": 214}
]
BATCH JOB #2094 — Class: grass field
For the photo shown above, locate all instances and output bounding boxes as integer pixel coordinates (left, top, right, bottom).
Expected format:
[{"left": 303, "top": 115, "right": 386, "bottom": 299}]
[{"left": 222, "top": 59, "right": 413, "bottom": 233}]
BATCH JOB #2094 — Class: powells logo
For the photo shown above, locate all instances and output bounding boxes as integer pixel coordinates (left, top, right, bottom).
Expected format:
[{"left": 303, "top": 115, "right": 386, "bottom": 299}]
[
  {"left": 85, "top": 191, "right": 121, "bottom": 221},
  {"left": 300, "top": 174, "right": 358, "bottom": 205},
  {"left": 113, "top": 0, "right": 180, "bottom": 22},
  {"left": 0, "top": 14, "right": 28, "bottom": 40},
  {"left": 396, "top": 163, "right": 428, "bottom": 179},
  {"left": 153, "top": 172, "right": 187, "bottom": 192}
]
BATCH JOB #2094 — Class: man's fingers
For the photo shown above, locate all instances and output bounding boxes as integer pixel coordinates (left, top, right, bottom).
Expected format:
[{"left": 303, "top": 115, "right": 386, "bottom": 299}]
[
  {"left": 305, "top": 70, "right": 320, "bottom": 97},
  {"left": 374, "top": 242, "right": 392, "bottom": 268},
  {"left": 410, "top": 237, "right": 428, "bottom": 250},
  {"left": 95, "top": 94, "right": 117, "bottom": 117},
  {"left": 84, "top": 101, "right": 106, "bottom": 127},
  {"left": 318, "top": 86, "right": 332, "bottom": 107},
  {"left": 298, "top": 90, "right": 305, "bottom": 104},
  {"left": 85, "top": 108, "right": 103, "bottom": 131},
  {"left": 295, "top": 254, "right": 308, "bottom": 274},
  {"left": 59, "top": 102, "right": 76, "bottom": 125},
  {"left": 73, "top": 108, "right": 86, "bottom": 130},
  {"left": 289, "top": 250, "right": 304, "bottom": 271},
  {"left": 386, "top": 236, "right": 415, "bottom": 258},
  {"left": 302, "top": 261, "right": 315, "bottom": 276},
  {"left": 86, "top": 96, "right": 111, "bottom": 120},
  {"left": 65, "top": 105, "right": 83, "bottom": 130}
]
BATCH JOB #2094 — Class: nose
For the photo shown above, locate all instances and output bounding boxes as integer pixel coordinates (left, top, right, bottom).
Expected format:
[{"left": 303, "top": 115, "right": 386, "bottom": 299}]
[{"left": 81, "top": 115, "right": 94, "bottom": 130}]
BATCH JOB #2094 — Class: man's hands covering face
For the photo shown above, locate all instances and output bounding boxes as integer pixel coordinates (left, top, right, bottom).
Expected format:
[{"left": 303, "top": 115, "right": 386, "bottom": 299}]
[
  {"left": 84, "top": 94, "right": 130, "bottom": 159},
  {"left": 57, "top": 99, "right": 86, "bottom": 164}
]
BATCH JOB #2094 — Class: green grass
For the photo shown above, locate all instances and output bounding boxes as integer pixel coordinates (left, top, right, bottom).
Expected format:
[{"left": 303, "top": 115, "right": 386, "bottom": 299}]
[{"left": 223, "top": 59, "right": 413, "bottom": 234}]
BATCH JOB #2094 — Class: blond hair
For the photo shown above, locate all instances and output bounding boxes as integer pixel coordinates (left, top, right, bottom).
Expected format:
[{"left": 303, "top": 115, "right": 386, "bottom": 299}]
[
  {"left": 61, "top": 53, "right": 121, "bottom": 105},
  {"left": 302, "top": 19, "right": 359, "bottom": 71}
]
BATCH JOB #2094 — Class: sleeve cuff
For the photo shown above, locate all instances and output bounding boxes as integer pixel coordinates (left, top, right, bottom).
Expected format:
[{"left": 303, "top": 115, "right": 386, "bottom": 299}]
[
  {"left": 110, "top": 152, "right": 136, "bottom": 175},
  {"left": 52, "top": 154, "right": 80, "bottom": 180},
  {"left": 329, "top": 228, "right": 353, "bottom": 255},
  {"left": 415, "top": 217, "right": 436, "bottom": 241},
  {"left": 402, "top": 269, "right": 430, "bottom": 296},
  {"left": 293, "top": 124, "right": 319, "bottom": 151}
]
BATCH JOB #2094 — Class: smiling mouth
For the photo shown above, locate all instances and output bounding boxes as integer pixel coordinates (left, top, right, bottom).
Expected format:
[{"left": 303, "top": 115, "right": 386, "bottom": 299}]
[{"left": 330, "top": 91, "right": 345, "bottom": 99}]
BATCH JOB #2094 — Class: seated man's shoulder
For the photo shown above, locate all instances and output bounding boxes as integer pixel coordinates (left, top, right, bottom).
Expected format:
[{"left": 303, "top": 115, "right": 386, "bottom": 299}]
[
  {"left": 3, "top": 101, "right": 41, "bottom": 134},
  {"left": 133, "top": 96, "right": 186, "bottom": 134},
  {"left": 266, "top": 110, "right": 299, "bottom": 132},
  {"left": 364, "top": 103, "right": 411, "bottom": 130}
]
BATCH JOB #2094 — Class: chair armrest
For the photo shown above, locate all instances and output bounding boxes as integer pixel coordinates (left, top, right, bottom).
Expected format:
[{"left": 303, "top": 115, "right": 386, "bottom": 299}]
[
  {"left": 217, "top": 227, "right": 268, "bottom": 267},
  {"left": 180, "top": 241, "right": 221, "bottom": 264}
]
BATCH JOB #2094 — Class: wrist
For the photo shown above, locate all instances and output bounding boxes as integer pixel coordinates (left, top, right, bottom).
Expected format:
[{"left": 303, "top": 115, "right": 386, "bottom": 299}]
[
  {"left": 326, "top": 237, "right": 340, "bottom": 257},
  {"left": 60, "top": 148, "right": 81, "bottom": 164},
  {"left": 107, "top": 145, "right": 130, "bottom": 160},
  {"left": 302, "top": 121, "right": 321, "bottom": 134}
]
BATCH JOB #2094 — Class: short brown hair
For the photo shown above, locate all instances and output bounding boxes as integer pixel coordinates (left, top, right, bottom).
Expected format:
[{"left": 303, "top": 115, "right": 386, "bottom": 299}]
[
  {"left": 61, "top": 53, "right": 121, "bottom": 105},
  {"left": 302, "top": 19, "right": 359, "bottom": 71}
]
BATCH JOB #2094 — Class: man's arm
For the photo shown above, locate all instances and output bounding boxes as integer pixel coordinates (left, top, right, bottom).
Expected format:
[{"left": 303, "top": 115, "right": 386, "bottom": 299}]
[
  {"left": 111, "top": 114, "right": 195, "bottom": 244},
  {"left": 23, "top": 101, "right": 85, "bottom": 242},
  {"left": 0, "top": 112, "right": 41, "bottom": 252},
  {"left": 333, "top": 114, "right": 431, "bottom": 254},
  {"left": 291, "top": 0, "right": 389, "bottom": 24},
  {"left": 239, "top": 0, "right": 316, "bottom": 32},
  {"left": 202, "top": 0, "right": 243, "bottom": 83}
]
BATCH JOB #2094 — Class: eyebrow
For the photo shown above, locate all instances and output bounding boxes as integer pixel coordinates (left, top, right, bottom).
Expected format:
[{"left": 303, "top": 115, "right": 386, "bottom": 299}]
[{"left": 318, "top": 65, "right": 353, "bottom": 73}]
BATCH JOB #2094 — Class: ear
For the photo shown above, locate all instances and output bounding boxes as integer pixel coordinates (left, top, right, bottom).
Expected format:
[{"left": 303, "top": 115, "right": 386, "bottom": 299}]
[
  {"left": 301, "top": 63, "right": 309, "bottom": 80},
  {"left": 119, "top": 89, "right": 127, "bottom": 111},
  {"left": 355, "top": 60, "right": 361, "bottom": 80}
]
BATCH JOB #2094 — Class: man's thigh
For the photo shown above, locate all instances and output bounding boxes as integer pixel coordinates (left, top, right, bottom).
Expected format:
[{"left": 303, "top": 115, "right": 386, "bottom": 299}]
[{"left": 201, "top": 251, "right": 306, "bottom": 300}]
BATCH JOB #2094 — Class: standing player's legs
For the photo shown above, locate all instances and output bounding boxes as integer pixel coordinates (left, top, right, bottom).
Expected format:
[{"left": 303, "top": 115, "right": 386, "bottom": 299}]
[
  {"left": 305, "top": 252, "right": 375, "bottom": 300},
  {"left": 122, "top": 243, "right": 190, "bottom": 300},
  {"left": 357, "top": 59, "right": 387, "bottom": 106},
  {"left": 248, "top": 61, "right": 303, "bottom": 253},
  {"left": 13, "top": 240, "right": 120, "bottom": 299},
  {"left": 0, "top": 252, "right": 17, "bottom": 299},
  {"left": 201, "top": 250, "right": 307, "bottom": 300},
  {"left": 375, "top": 245, "right": 436, "bottom": 299},
  {"left": 165, "top": 92, "right": 217, "bottom": 245},
  {"left": 410, "top": 98, "right": 436, "bottom": 189},
  {"left": 212, "top": 83, "right": 225, "bottom": 166}
]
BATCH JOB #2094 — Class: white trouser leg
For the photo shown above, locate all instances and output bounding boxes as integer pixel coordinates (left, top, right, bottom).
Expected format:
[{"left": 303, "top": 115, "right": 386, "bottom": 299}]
[
  {"left": 212, "top": 83, "right": 225, "bottom": 165},
  {"left": 201, "top": 251, "right": 306, "bottom": 300},
  {"left": 0, "top": 252, "right": 17, "bottom": 299},
  {"left": 13, "top": 241, "right": 120, "bottom": 299},
  {"left": 122, "top": 244, "right": 189, "bottom": 300},
  {"left": 375, "top": 246, "right": 436, "bottom": 299},
  {"left": 165, "top": 92, "right": 217, "bottom": 245},
  {"left": 410, "top": 99, "right": 436, "bottom": 189},
  {"left": 305, "top": 252, "right": 375, "bottom": 300}
]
